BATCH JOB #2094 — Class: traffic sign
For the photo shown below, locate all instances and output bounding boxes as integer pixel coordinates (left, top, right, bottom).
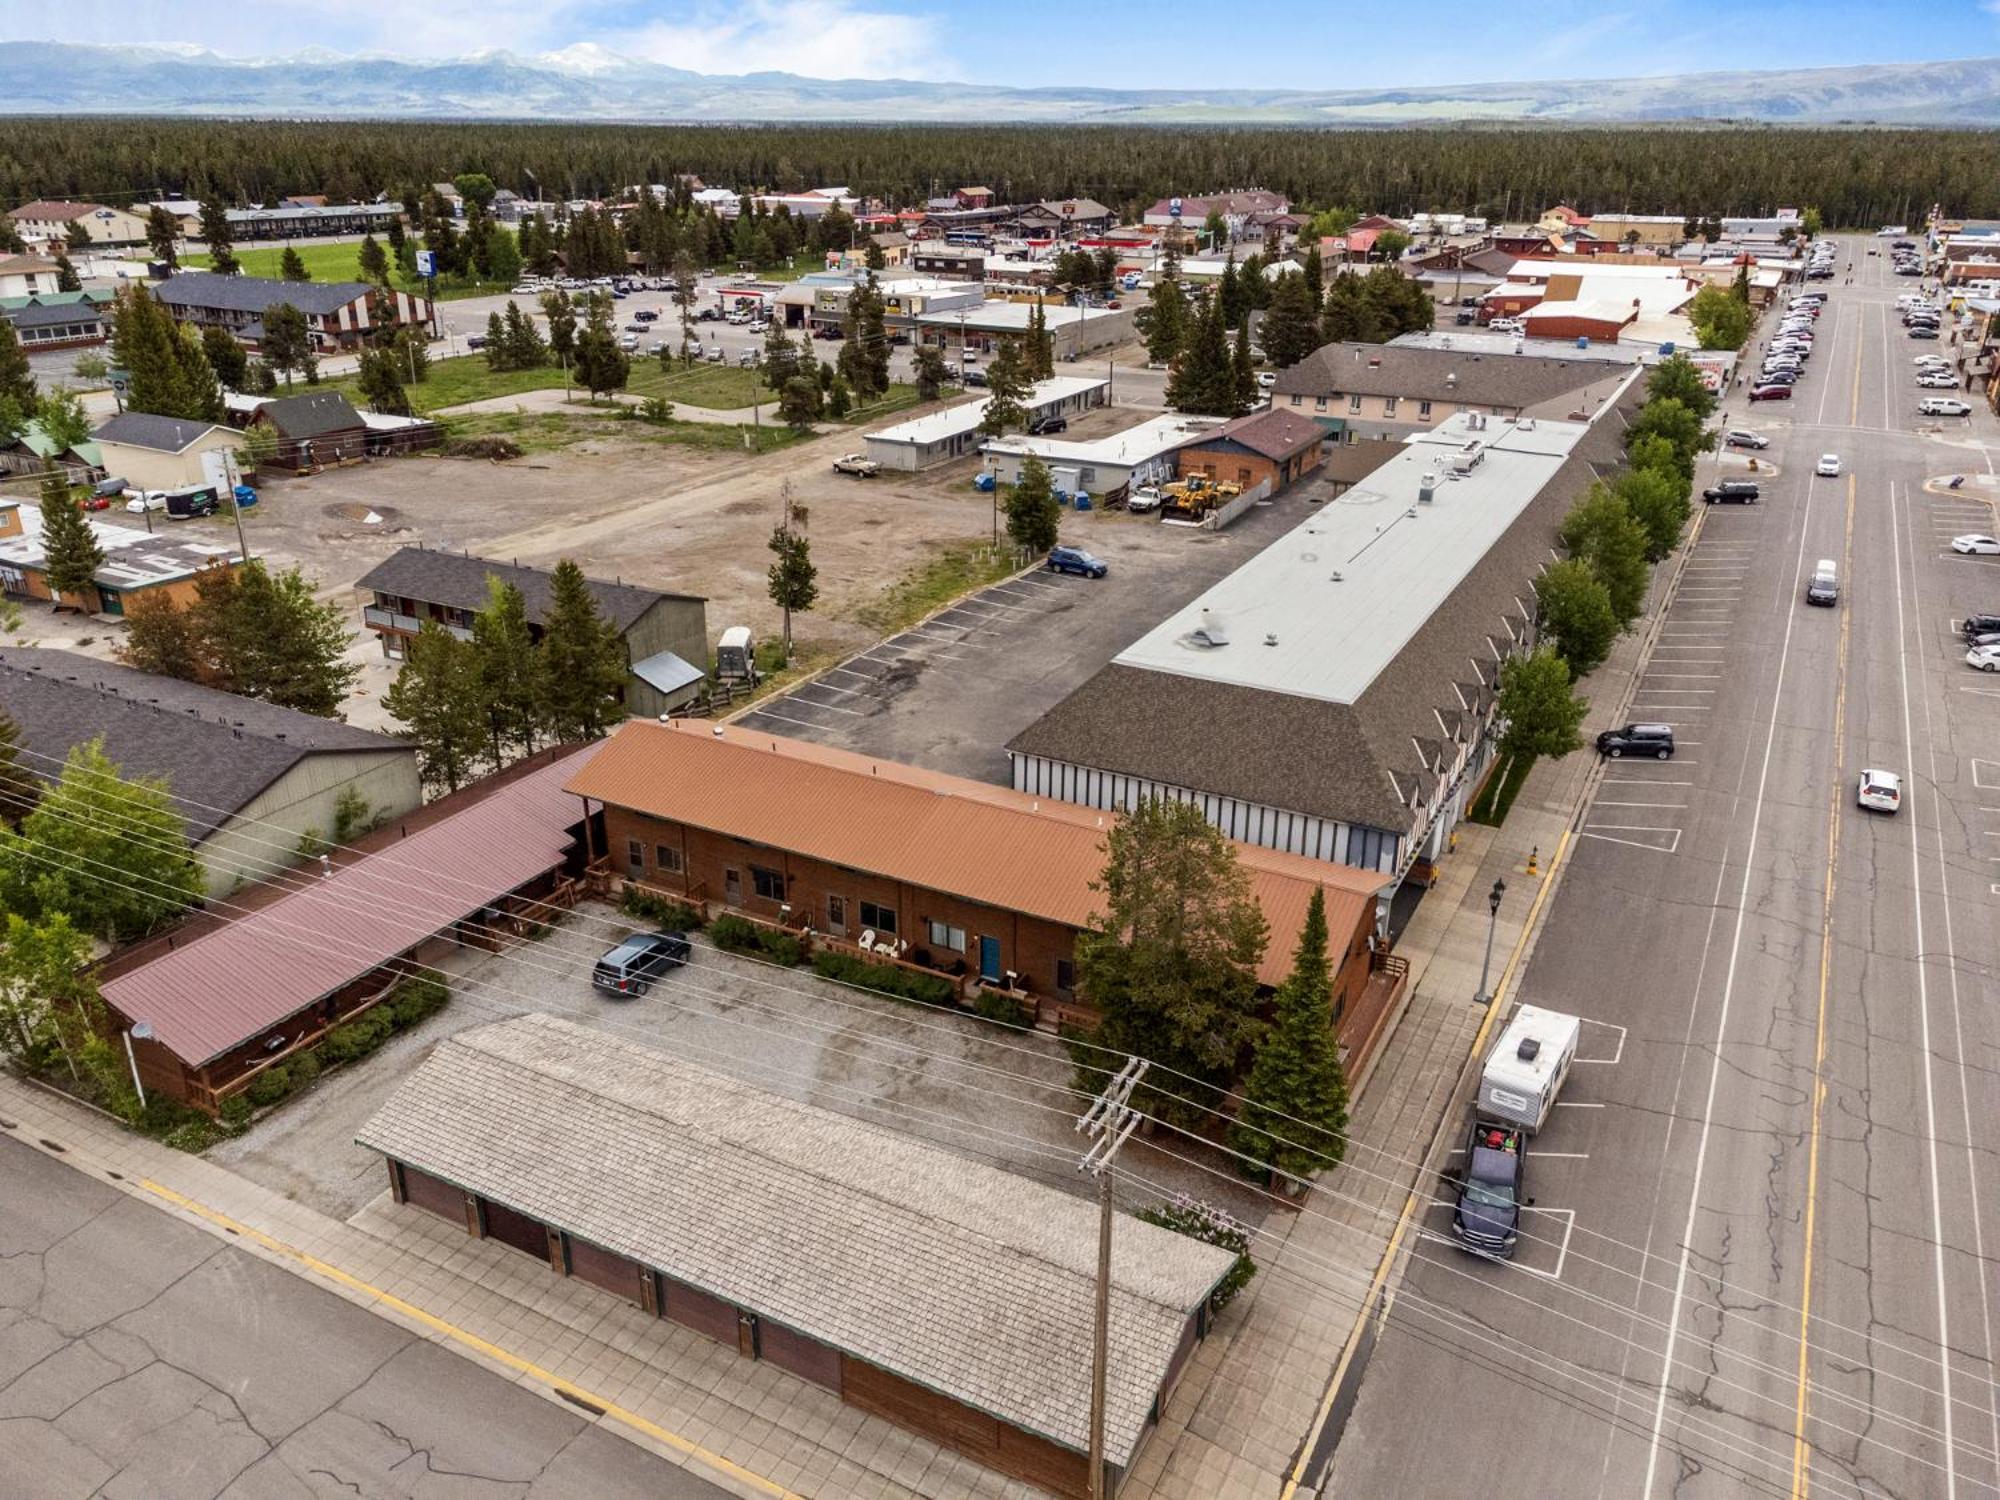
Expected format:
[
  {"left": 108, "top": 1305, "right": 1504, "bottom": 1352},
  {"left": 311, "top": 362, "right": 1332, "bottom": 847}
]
[
  {"left": 415, "top": 250, "right": 437, "bottom": 278},
  {"left": 1169, "top": 197, "right": 1183, "bottom": 218}
]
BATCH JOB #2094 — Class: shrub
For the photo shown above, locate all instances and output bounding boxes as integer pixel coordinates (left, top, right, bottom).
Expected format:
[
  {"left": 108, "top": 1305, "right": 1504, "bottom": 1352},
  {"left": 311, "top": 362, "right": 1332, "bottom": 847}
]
[
  {"left": 1137, "top": 1195, "right": 1258, "bottom": 1313},
  {"left": 387, "top": 975, "right": 449, "bottom": 1029},
  {"left": 973, "top": 988, "right": 1033, "bottom": 1030},
  {"left": 246, "top": 1063, "right": 293, "bottom": 1108},
  {"left": 709, "top": 913, "right": 804, "bottom": 967},
  {"left": 620, "top": 887, "right": 706, "bottom": 931},
  {"left": 164, "top": 1119, "right": 225, "bottom": 1153},
  {"left": 287, "top": 1049, "right": 322, "bottom": 1089},
  {"left": 810, "top": 949, "right": 957, "bottom": 1008},
  {"left": 218, "top": 1094, "right": 252, "bottom": 1128},
  {"left": 323, "top": 1011, "right": 392, "bottom": 1065}
]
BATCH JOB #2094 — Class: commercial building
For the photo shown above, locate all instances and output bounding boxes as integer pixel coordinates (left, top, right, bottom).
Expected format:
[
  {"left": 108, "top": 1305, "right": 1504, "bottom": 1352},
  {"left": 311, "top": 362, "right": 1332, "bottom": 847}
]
[
  {"left": 224, "top": 201, "right": 402, "bottom": 241},
  {"left": 910, "top": 242, "right": 986, "bottom": 280},
  {"left": 1008, "top": 412, "right": 1613, "bottom": 883},
  {"left": 359, "top": 1012, "right": 1238, "bottom": 1499},
  {"left": 91, "top": 412, "right": 242, "bottom": 491},
  {"left": 0, "top": 254, "right": 68, "bottom": 299},
  {"left": 1006, "top": 199, "right": 1116, "bottom": 240},
  {"left": 1273, "top": 341, "right": 1637, "bottom": 442},
  {"left": 916, "top": 300, "right": 1133, "bottom": 359},
  {"left": 0, "top": 647, "right": 419, "bottom": 899},
  {"left": 979, "top": 413, "right": 1223, "bottom": 496},
  {"left": 565, "top": 718, "right": 1400, "bottom": 1060},
  {"left": 355, "top": 546, "right": 710, "bottom": 717},
  {"left": 1173, "top": 407, "right": 1327, "bottom": 495},
  {"left": 152, "top": 271, "right": 431, "bottom": 352},
  {"left": 98, "top": 746, "right": 594, "bottom": 1113},
  {"left": 862, "top": 377, "right": 1108, "bottom": 471},
  {"left": 0, "top": 498, "right": 241, "bottom": 617},
  {"left": 1143, "top": 190, "right": 1290, "bottom": 231},
  {"left": 10, "top": 200, "right": 149, "bottom": 251},
  {"left": 2, "top": 292, "right": 109, "bottom": 349},
  {"left": 1584, "top": 213, "right": 1686, "bottom": 248}
]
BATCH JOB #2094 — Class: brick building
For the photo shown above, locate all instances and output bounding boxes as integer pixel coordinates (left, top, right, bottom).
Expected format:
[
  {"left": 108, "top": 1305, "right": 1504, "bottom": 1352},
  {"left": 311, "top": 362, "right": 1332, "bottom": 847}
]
[
  {"left": 1174, "top": 406, "right": 1326, "bottom": 495},
  {"left": 566, "top": 720, "right": 1401, "bottom": 1062}
]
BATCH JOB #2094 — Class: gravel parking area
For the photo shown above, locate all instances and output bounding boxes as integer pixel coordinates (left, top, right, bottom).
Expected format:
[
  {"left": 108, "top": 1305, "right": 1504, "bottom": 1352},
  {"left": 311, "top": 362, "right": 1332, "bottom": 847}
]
[
  {"left": 733, "top": 473, "right": 1337, "bottom": 781},
  {"left": 209, "top": 900, "right": 1270, "bottom": 1231}
]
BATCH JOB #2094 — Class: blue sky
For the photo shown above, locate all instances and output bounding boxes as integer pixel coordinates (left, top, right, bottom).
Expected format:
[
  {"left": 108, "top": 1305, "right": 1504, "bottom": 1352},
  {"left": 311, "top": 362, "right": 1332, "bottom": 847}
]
[{"left": 12, "top": 0, "right": 2000, "bottom": 88}]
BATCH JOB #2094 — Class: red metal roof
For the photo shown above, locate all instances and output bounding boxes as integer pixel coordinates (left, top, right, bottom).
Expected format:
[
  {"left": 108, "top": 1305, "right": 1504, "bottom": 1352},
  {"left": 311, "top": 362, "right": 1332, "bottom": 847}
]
[{"left": 102, "top": 747, "right": 597, "bottom": 1067}]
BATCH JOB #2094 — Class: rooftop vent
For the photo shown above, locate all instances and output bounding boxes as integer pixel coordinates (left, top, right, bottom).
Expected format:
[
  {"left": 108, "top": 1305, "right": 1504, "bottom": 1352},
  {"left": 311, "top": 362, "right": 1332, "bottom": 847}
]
[
  {"left": 1190, "top": 609, "right": 1229, "bottom": 648},
  {"left": 1517, "top": 1036, "right": 1542, "bottom": 1063},
  {"left": 1445, "top": 371, "right": 1457, "bottom": 386},
  {"left": 1330, "top": 569, "right": 1345, "bottom": 582},
  {"left": 1418, "top": 472, "right": 1438, "bottom": 504},
  {"left": 1264, "top": 633, "right": 1279, "bottom": 646}
]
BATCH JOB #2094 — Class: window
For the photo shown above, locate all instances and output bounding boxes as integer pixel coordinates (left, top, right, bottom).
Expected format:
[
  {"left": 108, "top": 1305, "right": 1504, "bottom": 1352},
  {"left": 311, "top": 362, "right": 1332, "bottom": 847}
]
[
  {"left": 1348, "top": 394, "right": 1362, "bottom": 413},
  {"left": 750, "top": 865, "right": 787, "bottom": 902},
  {"left": 1418, "top": 400, "right": 1432, "bottom": 419},
  {"left": 1236, "top": 468, "right": 1252, "bottom": 486},
  {"left": 1314, "top": 395, "right": 1327, "bottom": 411},
  {"left": 927, "top": 920, "right": 967, "bottom": 953},
  {"left": 654, "top": 844, "right": 683, "bottom": 875},
  {"left": 1290, "top": 394, "right": 1302, "bottom": 407},
  {"left": 860, "top": 900, "right": 897, "bottom": 935},
  {"left": 1383, "top": 397, "right": 1398, "bottom": 417}
]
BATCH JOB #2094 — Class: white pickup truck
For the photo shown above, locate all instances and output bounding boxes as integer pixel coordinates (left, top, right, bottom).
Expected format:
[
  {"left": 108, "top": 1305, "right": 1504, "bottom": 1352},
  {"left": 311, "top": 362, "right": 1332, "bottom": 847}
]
[{"left": 832, "top": 454, "right": 881, "bottom": 478}]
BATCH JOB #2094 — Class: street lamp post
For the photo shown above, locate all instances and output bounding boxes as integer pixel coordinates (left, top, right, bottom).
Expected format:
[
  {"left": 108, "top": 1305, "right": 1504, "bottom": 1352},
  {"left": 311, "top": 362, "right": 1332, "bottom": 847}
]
[
  {"left": 1475, "top": 877, "right": 1506, "bottom": 1008},
  {"left": 123, "top": 1021, "right": 153, "bottom": 1110}
]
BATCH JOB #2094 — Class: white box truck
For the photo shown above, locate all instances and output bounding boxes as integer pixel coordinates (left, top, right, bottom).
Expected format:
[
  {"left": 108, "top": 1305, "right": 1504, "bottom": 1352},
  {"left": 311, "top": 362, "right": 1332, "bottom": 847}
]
[{"left": 1476, "top": 1005, "right": 1579, "bottom": 1134}]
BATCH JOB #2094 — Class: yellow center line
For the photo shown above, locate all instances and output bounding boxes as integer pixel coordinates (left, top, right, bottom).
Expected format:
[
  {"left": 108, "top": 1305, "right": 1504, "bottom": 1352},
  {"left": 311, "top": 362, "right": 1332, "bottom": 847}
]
[
  {"left": 135, "top": 1177, "right": 804, "bottom": 1500},
  {"left": 1791, "top": 449, "right": 1858, "bottom": 1499}
]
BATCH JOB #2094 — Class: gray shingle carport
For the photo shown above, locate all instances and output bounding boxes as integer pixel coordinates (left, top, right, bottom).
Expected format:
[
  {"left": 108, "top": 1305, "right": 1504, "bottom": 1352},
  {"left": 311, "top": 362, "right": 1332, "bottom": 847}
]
[{"left": 358, "top": 1013, "right": 1236, "bottom": 1499}]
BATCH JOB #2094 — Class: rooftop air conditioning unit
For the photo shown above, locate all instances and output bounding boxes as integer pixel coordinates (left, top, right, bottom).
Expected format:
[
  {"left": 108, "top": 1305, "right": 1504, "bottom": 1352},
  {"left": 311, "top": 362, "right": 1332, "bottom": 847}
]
[{"left": 1418, "top": 471, "right": 1438, "bottom": 503}]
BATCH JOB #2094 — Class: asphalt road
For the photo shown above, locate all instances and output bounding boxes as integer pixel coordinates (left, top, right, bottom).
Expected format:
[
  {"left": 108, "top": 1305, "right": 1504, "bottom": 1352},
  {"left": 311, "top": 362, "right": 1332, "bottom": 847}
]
[
  {"left": 1325, "top": 237, "right": 2000, "bottom": 1499},
  {"left": 0, "top": 1133, "right": 731, "bottom": 1499}
]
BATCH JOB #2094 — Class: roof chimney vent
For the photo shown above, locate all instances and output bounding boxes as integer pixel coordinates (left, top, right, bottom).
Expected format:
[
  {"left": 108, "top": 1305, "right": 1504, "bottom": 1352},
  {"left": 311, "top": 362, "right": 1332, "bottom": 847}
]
[
  {"left": 1190, "top": 609, "right": 1229, "bottom": 648},
  {"left": 1418, "top": 471, "right": 1438, "bottom": 504},
  {"left": 1264, "top": 633, "right": 1278, "bottom": 646}
]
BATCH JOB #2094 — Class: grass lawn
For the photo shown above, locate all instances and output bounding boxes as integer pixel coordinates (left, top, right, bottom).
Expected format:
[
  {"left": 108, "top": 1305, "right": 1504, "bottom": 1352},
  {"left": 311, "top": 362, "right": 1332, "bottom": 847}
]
[
  {"left": 184, "top": 245, "right": 517, "bottom": 301},
  {"left": 1467, "top": 753, "right": 1535, "bottom": 827},
  {"left": 436, "top": 407, "right": 803, "bottom": 457},
  {"left": 853, "top": 543, "right": 1026, "bottom": 634}
]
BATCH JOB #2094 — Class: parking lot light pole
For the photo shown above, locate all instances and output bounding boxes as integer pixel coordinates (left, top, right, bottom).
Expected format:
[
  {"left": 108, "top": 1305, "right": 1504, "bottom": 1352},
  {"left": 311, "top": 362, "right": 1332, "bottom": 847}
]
[{"left": 1475, "top": 877, "right": 1506, "bottom": 1008}]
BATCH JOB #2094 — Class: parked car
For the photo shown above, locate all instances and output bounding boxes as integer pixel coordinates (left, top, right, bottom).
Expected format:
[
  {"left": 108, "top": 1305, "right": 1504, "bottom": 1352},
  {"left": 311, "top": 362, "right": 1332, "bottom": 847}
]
[
  {"left": 1595, "top": 723, "right": 1675, "bottom": 759},
  {"left": 1028, "top": 414, "right": 1068, "bottom": 435},
  {"left": 124, "top": 491, "right": 167, "bottom": 514},
  {"left": 832, "top": 454, "right": 881, "bottom": 478},
  {"left": 1047, "top": 544, "right": 1108, "bottom": 578},
  {"left": 1961, "top": 613, "right": 2000, "bottom": 640},
  {"left": 1749, "top": 384, "right": 1794, "bottom": 402},
  {"left": 1815, "top": 454, "right": 1841, "bottom": 477},
  {"left": 1255, "top": 371, "right": 1277, "bottom": 389},
  {"left": 591, "top": 932, "right": 692, "bottom": 997},
  {"left": 1723, "top": 430, "right": 1769, "bottom": 450},
  {"left": 76, "top": 493, "right": 110, "bottom": 512},
  {"left": 91, "top": 475, "right": 129, "bottom": 499},
  {"left": 1909, "top": 326, "right": 1941, "bottom": 340},
  {"left": 1920, "top": 398, "right": 1973, "bottom": 417},
  {"left": 1702, "top": 480, "right": 1760, "bottom": 505},
  {"left": 1966, "top": 643, "right": 2000, "bottom": 672},
  {"left": 1857, "top": 769, "right": 1903, "bottom": 814},
  {"left": 1954, "top": 534, "right": 2000, "bottom": 555}
]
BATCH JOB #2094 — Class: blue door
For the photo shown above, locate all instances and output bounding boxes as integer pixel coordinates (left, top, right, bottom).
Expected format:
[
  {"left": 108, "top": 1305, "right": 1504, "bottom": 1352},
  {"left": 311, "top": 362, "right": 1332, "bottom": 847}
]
[{"left": 979, "top": 936, "right": 1002, "bottom": 983}]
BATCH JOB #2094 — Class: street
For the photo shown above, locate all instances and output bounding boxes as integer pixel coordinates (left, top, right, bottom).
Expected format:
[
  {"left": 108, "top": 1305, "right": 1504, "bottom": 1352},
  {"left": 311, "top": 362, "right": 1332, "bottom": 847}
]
[
  {"left": 0, "top": 1132, "right": 732, "bottom": 1499},
  {"left": 1326, "top": 238, "right": 2000, "bottom": 1497}
]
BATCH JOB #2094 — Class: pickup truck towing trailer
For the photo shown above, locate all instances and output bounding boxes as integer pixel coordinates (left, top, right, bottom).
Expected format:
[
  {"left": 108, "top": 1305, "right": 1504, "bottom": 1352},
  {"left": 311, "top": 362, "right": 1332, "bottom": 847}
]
[
  {"left": 1477, "top": 1005, "right": 1579, "bottom": 1133},
  {"left": 1451, "top": 1120, "right": 1527, "bottom": 1260}
]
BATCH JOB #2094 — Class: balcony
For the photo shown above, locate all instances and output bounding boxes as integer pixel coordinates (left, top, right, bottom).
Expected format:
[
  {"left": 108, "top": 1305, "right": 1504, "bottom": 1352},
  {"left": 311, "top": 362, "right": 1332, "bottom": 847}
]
[{"left": 361, "top": 605, "right": 470, "bottom": 641}]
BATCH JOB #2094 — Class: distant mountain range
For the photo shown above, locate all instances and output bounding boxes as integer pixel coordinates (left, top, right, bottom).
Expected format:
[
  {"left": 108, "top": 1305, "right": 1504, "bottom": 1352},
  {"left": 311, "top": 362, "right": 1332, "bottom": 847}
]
[{"left": 5, "top": 43, "right": 2000, "bottom": 124}]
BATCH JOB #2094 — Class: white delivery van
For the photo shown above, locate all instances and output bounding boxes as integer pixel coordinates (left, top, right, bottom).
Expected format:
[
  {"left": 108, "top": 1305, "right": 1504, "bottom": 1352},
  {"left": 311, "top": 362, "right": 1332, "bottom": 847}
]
[{"left": 1476, "top": 1005, "right": 1580, "bottom": 1133}]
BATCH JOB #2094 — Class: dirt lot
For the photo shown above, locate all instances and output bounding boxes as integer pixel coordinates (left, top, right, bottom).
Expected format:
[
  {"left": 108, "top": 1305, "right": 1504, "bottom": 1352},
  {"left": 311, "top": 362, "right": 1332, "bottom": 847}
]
[{"left": 207, "top": 901, "right": 1272, "bottom": 1235}]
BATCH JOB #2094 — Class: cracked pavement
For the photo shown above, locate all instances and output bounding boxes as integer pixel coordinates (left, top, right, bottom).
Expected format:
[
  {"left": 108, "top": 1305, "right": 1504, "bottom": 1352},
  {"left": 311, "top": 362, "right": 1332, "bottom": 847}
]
[{"left": 0, "top": 1135, "right": 730, "bottom": 1500}]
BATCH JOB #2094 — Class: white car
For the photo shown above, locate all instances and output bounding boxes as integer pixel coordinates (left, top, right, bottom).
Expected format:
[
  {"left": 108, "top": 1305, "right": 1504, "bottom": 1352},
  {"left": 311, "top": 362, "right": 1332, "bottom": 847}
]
[
  {"left": 1857, "top": 769, "right": 1903, "bottom": 814},
  {"left": 124, "top": 491, "right": 166, "bottom": 513},
  {"left": 1920, "top": 398, "right": 1972, "bottom": 417},
  {"left": 1256, "top": 370, "right": 1277, "bottom": 389},
  {"left": 1952, "top": 534, "right": 2000, "bottom": 554},
  {"left": 1815, "top": 454, "right": 1840, "bottom": 477},
  {"left": 1919, "top": 374, "right": 1960, "bottom": 389},
  {"left": 1967, "top": 643, "right": 2000, "bottom": 672}
]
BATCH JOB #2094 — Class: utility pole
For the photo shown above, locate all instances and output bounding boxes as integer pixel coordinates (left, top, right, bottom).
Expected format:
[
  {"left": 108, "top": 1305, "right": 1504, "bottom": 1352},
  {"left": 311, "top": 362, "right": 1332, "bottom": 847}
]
[{"left": 1076, "top": 1056, "right": 1148, "bottom": 1500}]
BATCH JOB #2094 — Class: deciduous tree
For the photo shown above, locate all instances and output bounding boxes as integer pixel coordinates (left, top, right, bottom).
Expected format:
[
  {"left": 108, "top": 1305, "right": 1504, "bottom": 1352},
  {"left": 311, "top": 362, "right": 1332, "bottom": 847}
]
[
  {"left": 1534, "top": 558, "right": 1620, "bottom": 675},
  {"left": 1688, "top": 284, "right": 1751, "bottom": 350},
  {"left": 1559, "top": 486, "right": 1651, "bottom": 627},
  {"left": 35, "top": 386, "right": 92, "bottom": 456},
  {"left": 1644, "top": 354, "right": 1716, "bottom": 422},
  {"left": 0, "top": 707, "right": 39, "bottom": 826},
  {"left": 1613, "top": 464, "right": 1690, "bottom": 562},
  {"left": 1498, "top": 647, "right": 1588, "bottom": 761}
]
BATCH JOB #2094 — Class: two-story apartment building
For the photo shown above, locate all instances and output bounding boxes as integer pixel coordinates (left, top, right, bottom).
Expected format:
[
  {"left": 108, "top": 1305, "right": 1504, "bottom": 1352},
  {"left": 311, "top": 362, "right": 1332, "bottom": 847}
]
[
  {"left": 10, "top": 200, "right": 149, "bottom": 252},
  {"left": 151, "top": 272, "right": 431, "bottom": 352},
  {"left": 355, "top": 547, "right": 710, "bottom": 718}
]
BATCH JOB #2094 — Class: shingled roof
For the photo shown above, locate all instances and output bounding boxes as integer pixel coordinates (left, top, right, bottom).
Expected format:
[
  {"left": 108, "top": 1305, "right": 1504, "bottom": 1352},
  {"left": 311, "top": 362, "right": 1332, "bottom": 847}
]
[
  {"left": 152, "top": 270, "right": 376, "bottom": 319},
  {"left": 357, "top": 546, "right": 701, "bottom": 633},
  {"left": 357, "top": 1013, "right": 1236, "bottom": 1468},
  {"left": 254, "top": 390, "right": 364, "bottom": 439},
  {"left": 0, "top": 648, "right": 406, "bottom": 844},
  {"left": 1186, "top": 406, "right": 1325, "bottom": 462},
  {"left": 92, "top": 411, "right": 227, "bottom": 454},
  {"left": 1272, "top": 341, "right": 1624, "bottom": 413}
]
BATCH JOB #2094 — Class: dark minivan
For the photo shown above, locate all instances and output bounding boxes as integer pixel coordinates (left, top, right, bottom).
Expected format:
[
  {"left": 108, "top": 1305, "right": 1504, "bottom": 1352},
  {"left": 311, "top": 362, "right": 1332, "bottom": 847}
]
[
  {"left": 592, "top": 932, "right": 692, "bottom": 997},
  {"left": 1596, "top": 723, "right": 1675, "bottom": 759}
]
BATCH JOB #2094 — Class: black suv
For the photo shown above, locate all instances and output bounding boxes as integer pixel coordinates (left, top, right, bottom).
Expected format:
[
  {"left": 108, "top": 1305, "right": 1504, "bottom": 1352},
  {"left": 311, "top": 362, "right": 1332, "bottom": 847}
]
[
  {"left": 1029, "top": 414, "right": 1069, "bottom": 435},
  {"left": 1702, "top": 479, "right": 1760, "bottom": 505},
  {"left": 1596, "top": 723, "right": 1675, "bottom": 759},
  {"left": 1962, "top": 613, "right": 2000, "bottom": 641},
  {"left": 592, "top": 931, "right": 693, "bottom": 997}
]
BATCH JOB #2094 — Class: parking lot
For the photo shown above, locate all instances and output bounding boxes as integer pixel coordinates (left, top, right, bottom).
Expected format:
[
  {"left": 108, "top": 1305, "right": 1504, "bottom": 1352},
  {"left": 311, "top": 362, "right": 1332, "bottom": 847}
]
[
  {"left": 732, "top": 474, "right": 1342, "bottom": 782},
  {"left": 209, "top": 901, "right": 1270, "bottom": 1229}
]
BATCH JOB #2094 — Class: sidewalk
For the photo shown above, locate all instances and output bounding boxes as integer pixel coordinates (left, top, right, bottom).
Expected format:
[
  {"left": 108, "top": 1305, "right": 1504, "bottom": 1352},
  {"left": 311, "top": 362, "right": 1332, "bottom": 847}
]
[{"left": 1118, "top": 518, "right": 1695, "bottom": 1500}]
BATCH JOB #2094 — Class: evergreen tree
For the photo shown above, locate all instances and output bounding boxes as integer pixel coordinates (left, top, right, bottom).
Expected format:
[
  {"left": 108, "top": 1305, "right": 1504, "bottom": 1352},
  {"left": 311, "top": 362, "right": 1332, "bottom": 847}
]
[
  {"left": 356, "top": 346, "right": 412, "bottom": 415},
  {"left": 978, "top": 338, "right": 1031, "bottom": 436},
  {"left": 0, "top": 214, "right": 20, "bottom": 254},
  {"left": 219, "top": 562, "right": 362, "bottom": 716},
  {"left": 1027, "top": 302, "right": 1055, "bottom": 380},
  {"left": 1167, "top": 291, "right": 1235, "bottom": 416},
  {"left": 259, "top": 303, "right": 314, "bottom": 389},
  {"left": 1230, "top": 888, "right": 1350, "bottom": 1183},
  {"left": 540, "top": 559, "right": 629, "bottom": 740},
  {"left": 1073, "top": 797, "right": 1269, "bottom": 1125},
  {"left": 200, "top": 325, "right": 249, "bottom": 391},
  {"left": 36, "top": 468, "right": 105, "bottom": 611},
  {"left": 503, "top": 301, "right": 547, "bottom": 368},
  {"left": 148, "top": 208, "right": 185, "bottom": 263},
  {"left": 53, "top": 254, "right": 80, "bottom": 293},
  {"left": 0, "top": 317, "right": 36, "bottom": 417},
  {"left": 1218, "top": 254, "right": 1244, "bottom": 330},
  {"left": 383, "top": 622, "right": 486, "bottom": 795},
  {"left": 864, "top": 236, "right": 885, "bottom": 271},
  {"left": 1231, "top": 317, "right": 1257, "bottom": 414},
  {"left": 1005, "top": 456, "right": 1062, "bottom": 554},
  {"left": 766, "top": 522, "right": 819, "bottom": 662},
  {"left": 913, "top": 345, "right": 949, "bottom": 401},
  {"left": 779, "top": 375, "right": 822, "bottom": 433},
  {"left": 0, "top": 707, "right": 38, "bottom": 826},
  {"left": 470, "top": 576, "right": 544, "bottom": 765},
  {"left": 672, "top": 253, "right": 700, "bottom": 365},
  {"left": 1143, "top": 261, "right": 1186, "bottom": 366},
  {"left": 571, "top": 293, "right": 629, "bottom": 400},
  {"left": 539, "top": 290, "right": 576, "bottom": 366},
  {"left": 1259, "top": 270, "right": 1323, "bottom": 369},
  {"left": 1302, "top": 245, "right": 1325, "bottom": 312},
  {"left": 0, "top": 740, "right": 203, "bottom": 941},
  {"left": 395, "top": 326, "right": 430, "bottom": 384},
  {"left": 762, "top": 320, "right": 802, "bottom": 387},
  {"left": 357, "top": 233, "right": 390, "bottom": 285},
  {"left": 279, "top": 245, "right": 311, "bottom": 282},
  {"left": 198, "top": 196, "right": 237, "bottom": 275},
  {"left": 484, "top": 310, "right": 509, "bottom": 370}
]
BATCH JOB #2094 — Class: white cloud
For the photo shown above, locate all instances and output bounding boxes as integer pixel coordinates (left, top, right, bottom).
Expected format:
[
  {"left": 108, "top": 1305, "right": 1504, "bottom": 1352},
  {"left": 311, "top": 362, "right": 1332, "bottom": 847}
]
[{"left": 607, "top": 0, "right": 953, "bottom": 82}]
